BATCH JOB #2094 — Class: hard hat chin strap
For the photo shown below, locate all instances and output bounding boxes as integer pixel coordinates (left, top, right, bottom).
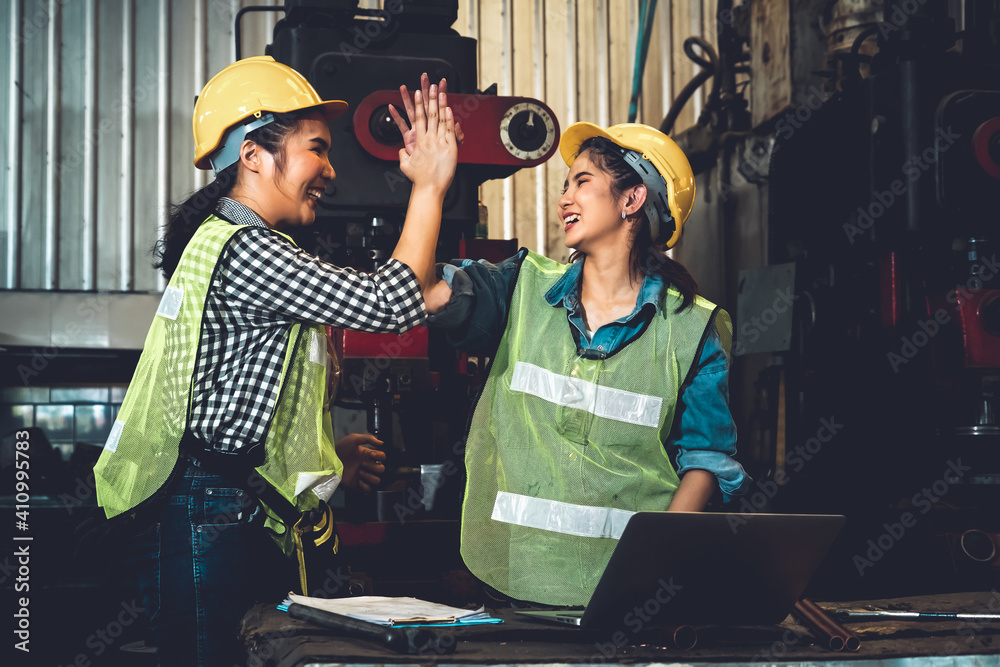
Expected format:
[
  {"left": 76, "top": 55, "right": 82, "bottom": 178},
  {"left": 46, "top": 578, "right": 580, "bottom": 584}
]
[
  {"left": 210, "top": 112, "right": 277, "bottom": 174},
  {"left": 620, "top": 149, "right": 676, "bottom": 244}
]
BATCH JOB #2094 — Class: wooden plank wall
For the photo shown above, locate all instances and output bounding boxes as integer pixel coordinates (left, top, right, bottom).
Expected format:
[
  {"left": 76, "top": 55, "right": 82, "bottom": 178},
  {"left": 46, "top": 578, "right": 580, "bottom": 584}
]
[{"left": 455, "top": 0, "right": 719, "bottom": 262}]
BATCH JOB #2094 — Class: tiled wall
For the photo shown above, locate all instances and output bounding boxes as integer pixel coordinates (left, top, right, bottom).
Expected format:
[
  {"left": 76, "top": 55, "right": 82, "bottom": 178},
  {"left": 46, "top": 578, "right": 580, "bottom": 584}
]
[{"left": 0, "top": 386, "right": 125, "bottom": 458}]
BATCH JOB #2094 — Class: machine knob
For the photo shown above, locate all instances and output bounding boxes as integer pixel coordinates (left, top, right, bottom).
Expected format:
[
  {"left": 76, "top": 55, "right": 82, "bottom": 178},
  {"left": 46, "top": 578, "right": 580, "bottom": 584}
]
[
  {"left": 369, "top": 104, "right": 404, "bottom": 146},
  {"left": 499, "top": 102, "right": 556, "bottom": 161}
]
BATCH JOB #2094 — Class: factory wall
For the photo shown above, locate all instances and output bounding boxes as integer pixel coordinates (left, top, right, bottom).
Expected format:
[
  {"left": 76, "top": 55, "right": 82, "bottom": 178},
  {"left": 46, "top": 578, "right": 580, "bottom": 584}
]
[
  {"left": 0, "top": 0, "right": 284, "bottom": 293},
  {"left": 0, "top": 0, "right": 725, "bottom": 290}
]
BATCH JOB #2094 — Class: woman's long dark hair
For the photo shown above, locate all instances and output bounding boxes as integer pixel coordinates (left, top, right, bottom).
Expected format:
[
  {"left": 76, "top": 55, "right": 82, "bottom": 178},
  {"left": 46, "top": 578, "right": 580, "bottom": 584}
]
[
  {"left": 571, "top": 136, "right": 699, "bottom": 312},
  {"left": 153, "top": 110, "right": 308, "bottom": 279}
]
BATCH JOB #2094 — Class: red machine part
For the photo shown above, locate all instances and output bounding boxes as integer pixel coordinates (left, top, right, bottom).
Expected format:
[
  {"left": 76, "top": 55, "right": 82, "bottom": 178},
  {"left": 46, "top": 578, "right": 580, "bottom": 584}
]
[
  {"left": 955, "top": 290, "right": 1000, "bottom": 367},
  {"left": 339, "top": 325, "right": 429, "bottom": 359},
  {"left": 973, "top": 117, "right": 1000, "bottom": 179},
  {"left": 880, "top": 251, "right": 902, "bottom": 330},
  {"left": 353, "top": 90, "right": 559, "bottom": 167},
  {"left": 338, "top": 521, "right": 389, "bottom": 546}
]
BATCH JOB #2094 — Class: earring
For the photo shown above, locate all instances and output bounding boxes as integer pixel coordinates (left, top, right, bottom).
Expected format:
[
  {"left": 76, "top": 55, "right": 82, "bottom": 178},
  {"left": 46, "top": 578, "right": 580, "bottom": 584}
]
[{"left": 621, "top": 211, "right": 627, "bottom": 219}]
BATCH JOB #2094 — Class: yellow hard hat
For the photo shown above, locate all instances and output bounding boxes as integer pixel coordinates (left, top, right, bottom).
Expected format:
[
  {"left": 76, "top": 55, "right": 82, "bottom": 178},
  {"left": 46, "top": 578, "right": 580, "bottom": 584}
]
[
  {"left": 559, "top": 122, "right": 695, "bottom": 248},
  {"left": 193, "top": 56, "right": 348, "bottom": 170}
]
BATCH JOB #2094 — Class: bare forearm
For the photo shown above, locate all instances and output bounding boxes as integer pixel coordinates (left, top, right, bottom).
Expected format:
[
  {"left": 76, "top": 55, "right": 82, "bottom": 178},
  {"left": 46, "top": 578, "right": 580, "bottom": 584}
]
[
  {"left": 423, "top": 276, "right": 453, "bottom": 313},
  {"left": 392, "top": 185, "right": 446, "bottom": 291},
  {"left": 667, "top": 469, "right": 716, "bottom": 512}
]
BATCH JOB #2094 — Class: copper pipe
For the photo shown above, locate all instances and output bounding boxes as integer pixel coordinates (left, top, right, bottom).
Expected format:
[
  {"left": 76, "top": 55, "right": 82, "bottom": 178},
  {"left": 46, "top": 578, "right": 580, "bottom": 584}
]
[
  {"left": 793, "top": 599, "right": 845, "bottom": 651},
  {"left": 801, "top": 598, "right": 860, "bottom": 652},
  {"left": 662, "top": 624, "right": 698, "bottom": 650},
  {"left": 794, "top": 598, "right": 861, "bottom": 652}
]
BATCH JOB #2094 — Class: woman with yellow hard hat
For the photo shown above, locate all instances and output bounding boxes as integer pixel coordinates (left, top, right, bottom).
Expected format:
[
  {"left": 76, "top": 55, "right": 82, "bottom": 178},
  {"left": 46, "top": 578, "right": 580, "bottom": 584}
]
[
  {"left": 422, "top": 122, "right": 751, "bottom": 606},
  {"left": 93, "top": 56, "right": 459, "bottom": 665}
]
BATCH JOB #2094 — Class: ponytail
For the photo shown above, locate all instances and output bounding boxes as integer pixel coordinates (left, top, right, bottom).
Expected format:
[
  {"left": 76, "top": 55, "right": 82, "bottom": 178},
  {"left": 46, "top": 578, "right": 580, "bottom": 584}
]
[
  {"left": 153, "top": 164, "right": 238, "bottom": 279},
  {"left": 630, "top": 223, "right": 699, "bottom": 313}
]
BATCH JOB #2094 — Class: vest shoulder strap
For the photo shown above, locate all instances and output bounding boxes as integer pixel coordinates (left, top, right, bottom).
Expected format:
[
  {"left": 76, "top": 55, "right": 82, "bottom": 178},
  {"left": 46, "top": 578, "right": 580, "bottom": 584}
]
[
  {"left": 521, "top": 250, "right": 568, "bottom": 276},
  {"left": 672, "top": 295, "right": 732, "bottom": 391}
]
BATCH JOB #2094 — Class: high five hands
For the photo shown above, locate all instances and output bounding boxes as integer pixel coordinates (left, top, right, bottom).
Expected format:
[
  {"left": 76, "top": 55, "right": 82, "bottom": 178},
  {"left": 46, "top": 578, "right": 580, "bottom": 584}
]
[{"left": 388, "top": 73, "right": 465, "bottom": 194}]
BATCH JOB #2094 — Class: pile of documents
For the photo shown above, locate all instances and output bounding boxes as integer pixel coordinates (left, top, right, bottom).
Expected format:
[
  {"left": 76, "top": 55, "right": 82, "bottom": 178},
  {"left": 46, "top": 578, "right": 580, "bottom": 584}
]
[{"left": 285, "top": 593, "right": 502, "bottom": 627}]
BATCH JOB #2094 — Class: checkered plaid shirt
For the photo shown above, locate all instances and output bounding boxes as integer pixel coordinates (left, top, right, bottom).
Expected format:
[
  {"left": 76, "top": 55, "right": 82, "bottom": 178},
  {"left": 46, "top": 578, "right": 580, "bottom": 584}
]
[{"left": 188, "top": 197, "right": 424, "bottom": 453}]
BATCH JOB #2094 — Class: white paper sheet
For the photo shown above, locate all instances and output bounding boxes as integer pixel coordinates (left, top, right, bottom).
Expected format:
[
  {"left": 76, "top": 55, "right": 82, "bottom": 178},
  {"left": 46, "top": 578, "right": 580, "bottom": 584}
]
[{"left": 286, "top": 594, "right": 494, "bottom": 626}]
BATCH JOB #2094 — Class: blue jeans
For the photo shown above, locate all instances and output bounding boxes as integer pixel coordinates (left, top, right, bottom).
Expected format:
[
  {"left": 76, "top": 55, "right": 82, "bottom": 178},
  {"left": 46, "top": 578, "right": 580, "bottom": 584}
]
[{"left": 123, "top": 460, "right": 295, "bottom": 666}]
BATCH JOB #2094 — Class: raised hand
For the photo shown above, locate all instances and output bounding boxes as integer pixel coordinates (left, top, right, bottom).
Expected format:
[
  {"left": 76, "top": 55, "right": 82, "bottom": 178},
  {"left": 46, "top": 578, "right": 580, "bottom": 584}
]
[
  {"left": 388, "top": 74, "right": 461, "bottom": 193},
  {"left": 389, "top": 74, "right": 465, "bottom": 156},
  {"left": 386, "top": 73, "right": 461, "bottom": 291}
]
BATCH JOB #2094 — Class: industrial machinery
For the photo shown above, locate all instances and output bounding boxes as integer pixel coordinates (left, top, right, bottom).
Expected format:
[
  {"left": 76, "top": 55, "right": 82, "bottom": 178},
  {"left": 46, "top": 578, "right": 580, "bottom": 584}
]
[{"left": 706, "top": 0, "right": 1000, "bottom": 597}]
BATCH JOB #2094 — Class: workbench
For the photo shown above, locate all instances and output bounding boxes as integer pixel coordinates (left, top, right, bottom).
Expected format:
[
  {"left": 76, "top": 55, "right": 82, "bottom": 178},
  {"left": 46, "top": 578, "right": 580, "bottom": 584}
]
[{"left": 240, "top": 590, "right": 1000, "bottom": 666}]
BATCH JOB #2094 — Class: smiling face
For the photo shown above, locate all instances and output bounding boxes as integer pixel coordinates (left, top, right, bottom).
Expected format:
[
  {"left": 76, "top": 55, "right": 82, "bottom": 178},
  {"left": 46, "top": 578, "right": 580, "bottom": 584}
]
[
  {"left": 558, "top": 152, "right": 630, "bottom": 254},
  {"left": 260, "top": 113, "right": 335, "bottom": 229}
]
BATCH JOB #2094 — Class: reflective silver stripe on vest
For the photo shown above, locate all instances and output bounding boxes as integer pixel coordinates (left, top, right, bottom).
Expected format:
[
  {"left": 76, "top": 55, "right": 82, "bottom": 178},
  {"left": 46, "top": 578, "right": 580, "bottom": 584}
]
[
  {"left": 308, "top": 328, "right": 326, "bottom": 366},
  {"left": 156, "top": 286, "right": 183, "bottom": 320},
  {"left": 509, "top": 361, "right": 663, "bottom": 428},
  {"left": 491, "top": 490, "right": 636, "bottom": 539},
  {"left": 103, "top": 420, "right": 125, "bottom": 453},
  {"left": 295, "top": 471, "right": 342, "bottom": 502}
]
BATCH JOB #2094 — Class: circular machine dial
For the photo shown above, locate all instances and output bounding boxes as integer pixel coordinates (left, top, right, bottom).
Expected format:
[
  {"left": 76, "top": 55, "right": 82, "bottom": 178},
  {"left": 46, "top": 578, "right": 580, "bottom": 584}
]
[{"left": 499, "top": 102, "right": 556, "bottom": 161}]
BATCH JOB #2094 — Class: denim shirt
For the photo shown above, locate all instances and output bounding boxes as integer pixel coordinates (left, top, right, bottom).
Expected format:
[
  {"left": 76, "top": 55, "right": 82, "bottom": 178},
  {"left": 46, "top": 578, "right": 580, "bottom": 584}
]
[{"left": 430, "top": 252, "right": 750, "bottom": 502}]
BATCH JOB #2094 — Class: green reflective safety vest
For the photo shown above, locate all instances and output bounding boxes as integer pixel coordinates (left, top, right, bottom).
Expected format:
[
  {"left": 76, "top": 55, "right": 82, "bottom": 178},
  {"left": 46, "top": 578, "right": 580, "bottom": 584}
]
[
  {"left": 94, "top": 216, "right": 343, "bottom": 554},
  {"left": 461, "top": 251, "right": 731, "bottom": 605}
]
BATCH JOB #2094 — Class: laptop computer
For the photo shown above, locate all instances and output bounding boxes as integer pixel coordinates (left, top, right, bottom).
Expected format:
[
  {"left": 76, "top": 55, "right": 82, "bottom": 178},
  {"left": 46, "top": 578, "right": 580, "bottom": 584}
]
[{"left": 515, "top": 511, "right": 845, "bottom": 627}]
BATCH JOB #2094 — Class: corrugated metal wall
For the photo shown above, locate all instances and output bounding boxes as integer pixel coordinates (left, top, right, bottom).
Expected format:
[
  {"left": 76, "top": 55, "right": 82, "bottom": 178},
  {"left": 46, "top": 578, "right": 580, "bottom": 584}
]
[
  {"left": 0, "top": 0, "right": 285, "bottom": 292},
  {"left": 0, "top": 0, "right": 720, "bottom": 291}
]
